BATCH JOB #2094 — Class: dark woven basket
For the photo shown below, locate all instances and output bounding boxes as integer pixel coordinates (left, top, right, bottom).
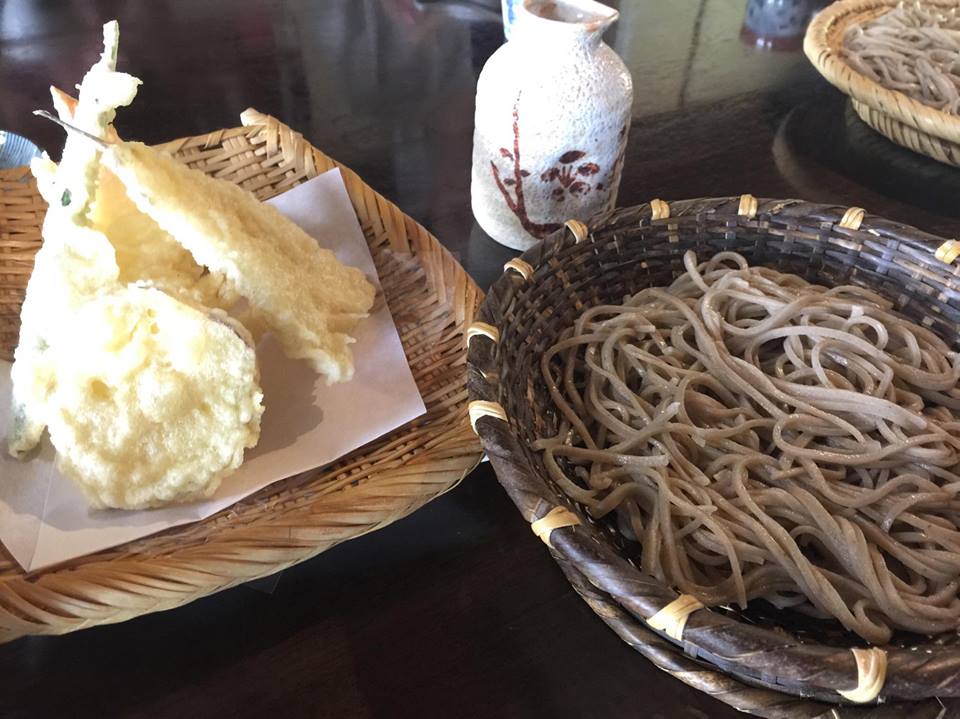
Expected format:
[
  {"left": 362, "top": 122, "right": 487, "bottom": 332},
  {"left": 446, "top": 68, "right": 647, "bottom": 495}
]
[{"left": 466, "top": 196, "right": 960, "bottom": 715}]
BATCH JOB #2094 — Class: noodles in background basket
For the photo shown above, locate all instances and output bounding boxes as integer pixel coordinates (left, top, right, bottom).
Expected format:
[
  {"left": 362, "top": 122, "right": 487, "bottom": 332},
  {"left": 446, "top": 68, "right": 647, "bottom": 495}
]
[
  {"left": 534, "top": 251, "right": 960, "bottom": 644},
  {"left": 842, "top": 2, "right": 960, "bottom": 115}
]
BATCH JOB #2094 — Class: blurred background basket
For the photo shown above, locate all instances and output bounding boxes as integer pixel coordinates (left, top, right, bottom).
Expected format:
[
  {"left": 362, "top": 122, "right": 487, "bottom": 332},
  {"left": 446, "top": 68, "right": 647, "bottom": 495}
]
[
  {"left": 0, "top": 109, "right": 482, "bottom": 642},
  {"left": 804, "top": 0, "right": 960, "bottom": 167},
  {"left": 467, "top": 196, "right": 960, "bottom": 715}
]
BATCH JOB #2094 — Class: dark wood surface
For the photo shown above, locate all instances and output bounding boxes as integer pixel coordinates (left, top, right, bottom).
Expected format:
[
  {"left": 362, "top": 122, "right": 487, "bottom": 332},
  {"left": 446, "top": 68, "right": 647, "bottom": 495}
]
[{"left": 3, "top": 1, "right": 960, "bottom": 717}]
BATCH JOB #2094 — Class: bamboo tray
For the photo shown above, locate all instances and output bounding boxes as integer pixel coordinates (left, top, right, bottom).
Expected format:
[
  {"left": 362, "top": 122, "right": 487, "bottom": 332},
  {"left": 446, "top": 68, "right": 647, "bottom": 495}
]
[
  {"left": 0, "top": 109, "right": 483, "bottom": 642},
  {"left": 467, "top": 196, "right": 960, "bottom": 715},
  {"left": 804, "top": 0, "right": 960, "bottom": 167}
]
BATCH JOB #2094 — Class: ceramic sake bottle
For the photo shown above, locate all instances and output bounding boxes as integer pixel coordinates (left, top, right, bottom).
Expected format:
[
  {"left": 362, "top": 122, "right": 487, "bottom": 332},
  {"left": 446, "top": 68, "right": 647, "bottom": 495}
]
[{"left": 472, "top": 0, "right": 633, "bottom": 251}]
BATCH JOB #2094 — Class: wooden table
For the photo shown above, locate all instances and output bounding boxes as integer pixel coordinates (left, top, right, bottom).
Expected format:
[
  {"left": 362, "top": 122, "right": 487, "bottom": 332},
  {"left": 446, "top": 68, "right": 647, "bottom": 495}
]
[{"left": 2, "top": 2, "right": 959, "bottom": 717}]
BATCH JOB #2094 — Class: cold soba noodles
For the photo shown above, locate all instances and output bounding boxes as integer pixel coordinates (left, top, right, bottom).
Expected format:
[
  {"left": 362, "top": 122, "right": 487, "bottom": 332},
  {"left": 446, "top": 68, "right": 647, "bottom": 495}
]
[
  {"left": 843, "top": 2, "right": 960, "bottom": 115},
  {"left": 534, "top": 251, "right": 960, "bottom": 644}
]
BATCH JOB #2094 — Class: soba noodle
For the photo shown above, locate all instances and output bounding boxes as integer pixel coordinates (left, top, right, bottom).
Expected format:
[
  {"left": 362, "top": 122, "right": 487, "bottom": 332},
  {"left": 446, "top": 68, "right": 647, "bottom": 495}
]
[
  {"left": 842, "top": 2, "right": 960, "bottom": 115},
  {"left": 534, "top": 251, "right": 960, "bottom": 644}
]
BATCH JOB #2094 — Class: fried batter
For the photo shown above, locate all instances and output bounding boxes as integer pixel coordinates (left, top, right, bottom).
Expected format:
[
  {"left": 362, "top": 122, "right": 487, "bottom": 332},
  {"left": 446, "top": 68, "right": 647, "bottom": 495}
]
[
  {"left": 46, "top": 287, "right": 263, "bottom": 509},
  {"left": 104, "top": 142, "right": 376, "bottom": 383},
  {"left": 9, "top": 20, "right": 137, "bottom": 456}
]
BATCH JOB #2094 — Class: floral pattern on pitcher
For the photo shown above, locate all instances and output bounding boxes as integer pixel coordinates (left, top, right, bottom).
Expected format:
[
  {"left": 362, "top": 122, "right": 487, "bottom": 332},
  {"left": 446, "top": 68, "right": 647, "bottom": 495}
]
[
  {"left": 488, "top": 103, "right": 562, "bottom": 239},
  {"left": 540, "top": 151, "right": 600, "bottom": 201}
]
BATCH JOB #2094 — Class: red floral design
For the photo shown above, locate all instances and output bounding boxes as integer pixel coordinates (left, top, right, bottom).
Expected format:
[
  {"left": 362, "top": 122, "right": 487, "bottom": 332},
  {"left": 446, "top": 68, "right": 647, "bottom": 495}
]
[
  {"left": 489, "top": 102, "right": 562, "bottom": 239},
  {"left": 540, "top": 150, "right": 602, "bottom": 202}
]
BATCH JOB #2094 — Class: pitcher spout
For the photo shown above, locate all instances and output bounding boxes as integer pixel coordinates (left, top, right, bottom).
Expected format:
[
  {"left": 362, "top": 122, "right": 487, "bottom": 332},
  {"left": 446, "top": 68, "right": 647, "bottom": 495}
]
[{"left": 515, "top": 0, "right": 619, "bottom": 47}]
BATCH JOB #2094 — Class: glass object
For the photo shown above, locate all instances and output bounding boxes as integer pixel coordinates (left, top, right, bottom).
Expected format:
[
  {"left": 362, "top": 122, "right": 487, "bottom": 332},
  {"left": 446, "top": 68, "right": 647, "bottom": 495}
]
[
  {"left": 502, "top": 0, "right": 520, "bottom": 38},
  {"left": 740, "top": 0, "right": 827, "bottom": 51},
  {"left": 0, "top": 131, "right": 42, "bottom": 169}
]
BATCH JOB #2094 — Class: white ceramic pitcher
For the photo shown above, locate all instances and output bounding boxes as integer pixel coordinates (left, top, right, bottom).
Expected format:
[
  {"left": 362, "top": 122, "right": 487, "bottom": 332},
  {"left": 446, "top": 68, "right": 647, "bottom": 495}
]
[{"left": 472, "top": 0, "right": 633, "bottom": 251}]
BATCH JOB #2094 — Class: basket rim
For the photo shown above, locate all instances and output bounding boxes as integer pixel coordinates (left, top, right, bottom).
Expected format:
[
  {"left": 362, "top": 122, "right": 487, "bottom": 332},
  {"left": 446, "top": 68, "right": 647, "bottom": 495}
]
[
  {"left": 0, "top": 110, "right": 483, "bottom": 642},
  {"left": 466, "top": 195, "right": 960, "bottom": 706},
  {"left": 803, "top": 0, "right": 960, "bottom": 146},
  {"left": 558, "top": 546, "right": 947, "bottom": 718}
]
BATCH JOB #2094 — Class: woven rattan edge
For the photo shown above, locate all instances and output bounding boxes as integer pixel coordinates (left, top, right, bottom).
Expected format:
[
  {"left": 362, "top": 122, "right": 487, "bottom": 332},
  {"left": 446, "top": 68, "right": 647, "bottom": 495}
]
[
  {"left": 557, "top": 559, "right": 951, "bottom": 719},
  {"left": 0, "top": 110, "right": 484, "bottom": 642},
  {"left": 466, "top": 196, "right": 960, "bottom": 705},
  {"left": 556, "top": 558, "right": 951, "bottom": 719},
  {"left": 803, "top": 0, "right": 960, "bottom": 149}
]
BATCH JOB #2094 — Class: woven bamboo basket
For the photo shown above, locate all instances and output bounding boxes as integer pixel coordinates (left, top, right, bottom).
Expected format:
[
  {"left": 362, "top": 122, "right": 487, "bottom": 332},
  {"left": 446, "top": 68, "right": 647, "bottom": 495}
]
[
  {"left": 0, "top": 109, "right": 483, "bottom": 642},
  {"left": 466, "top": 196, "right": 960, "bottom": 714},
  {"left": 804, "top": 0, "right": 960, "bottom": 167}
]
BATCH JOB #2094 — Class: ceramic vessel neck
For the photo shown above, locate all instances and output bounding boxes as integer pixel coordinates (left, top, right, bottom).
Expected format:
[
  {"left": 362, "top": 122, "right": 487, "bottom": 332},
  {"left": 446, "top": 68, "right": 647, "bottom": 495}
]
[{"left": 512, "top": 0, "right": 618, "bottom": 54}]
